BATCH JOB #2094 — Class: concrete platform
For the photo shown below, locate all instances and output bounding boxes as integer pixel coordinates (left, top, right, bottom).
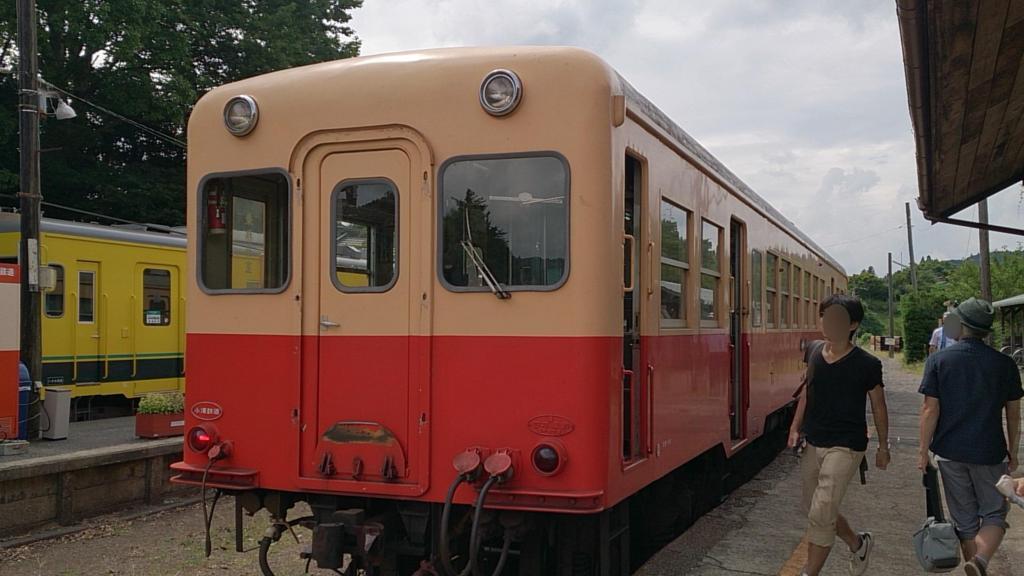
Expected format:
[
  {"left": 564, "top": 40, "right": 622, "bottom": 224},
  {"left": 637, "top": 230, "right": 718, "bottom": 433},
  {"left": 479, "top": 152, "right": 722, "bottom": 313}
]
[
  {"left": 639, "top": 355, "right": 1024, "bottom": 576},
  {"left": 0, "top": 417, "right": 187, "bottom": 537}
]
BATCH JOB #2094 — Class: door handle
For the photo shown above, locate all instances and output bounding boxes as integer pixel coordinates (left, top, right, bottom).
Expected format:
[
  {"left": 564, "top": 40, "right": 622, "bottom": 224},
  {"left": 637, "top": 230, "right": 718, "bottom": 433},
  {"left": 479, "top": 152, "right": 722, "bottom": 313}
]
[
  {"left": 319, "top": 317, "right": 340, "bottom": 329},
  {"left": 90, "top": 334, "right": 100, "bottom": 339}
]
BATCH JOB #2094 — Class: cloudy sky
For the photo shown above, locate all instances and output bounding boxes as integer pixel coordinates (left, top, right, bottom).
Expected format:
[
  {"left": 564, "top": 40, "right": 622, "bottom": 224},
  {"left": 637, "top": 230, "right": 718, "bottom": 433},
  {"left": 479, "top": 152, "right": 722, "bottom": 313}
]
[{"left": 350, "top": 0, "right": 1024, "bottom": 275}]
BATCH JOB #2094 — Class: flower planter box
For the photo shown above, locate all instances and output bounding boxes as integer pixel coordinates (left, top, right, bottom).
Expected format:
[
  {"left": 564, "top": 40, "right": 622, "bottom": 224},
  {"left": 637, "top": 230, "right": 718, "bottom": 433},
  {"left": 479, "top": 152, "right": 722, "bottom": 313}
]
[{"left": 136, "top": 412, "right": 185, "bottom": 439}]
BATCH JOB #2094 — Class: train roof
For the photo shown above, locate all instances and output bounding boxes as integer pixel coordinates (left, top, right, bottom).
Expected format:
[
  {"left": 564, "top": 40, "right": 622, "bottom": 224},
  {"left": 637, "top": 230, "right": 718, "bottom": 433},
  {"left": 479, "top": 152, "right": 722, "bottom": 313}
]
[
  {"left": 618, "top": 77, "right": 846, "bottom": 276},
  {"left": 207, "top": 46, "right": 844, "bottom": 276},
  {"left": 0, "top": 212, "right": 186, "bottom": 248}
]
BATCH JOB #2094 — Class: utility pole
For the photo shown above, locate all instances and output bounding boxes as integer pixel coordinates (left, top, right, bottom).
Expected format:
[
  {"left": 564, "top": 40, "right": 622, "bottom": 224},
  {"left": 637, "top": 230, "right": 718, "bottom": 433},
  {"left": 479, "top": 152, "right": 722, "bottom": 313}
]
[
  {"left": 17, "top": 0, "right": 42, "bottom": 438},
  {"left": 978, "top": 199, "right": 992, "bottom": 302},
  {"left": 888, "top": 252, "right": 894, "bottom": 359},
  {"left": 905, "top": 202, "right": 918, "bottom": 291}
]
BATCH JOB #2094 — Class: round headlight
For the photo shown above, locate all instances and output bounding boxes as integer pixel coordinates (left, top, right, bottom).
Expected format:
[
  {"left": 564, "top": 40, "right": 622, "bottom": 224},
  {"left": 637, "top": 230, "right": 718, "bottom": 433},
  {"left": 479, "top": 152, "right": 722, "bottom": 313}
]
[
  {"left": 223, "top": 95, "right": 259, "bottom": 136},
  {"left": 479, "top": 70, "right": 523, "bottom": 117}
]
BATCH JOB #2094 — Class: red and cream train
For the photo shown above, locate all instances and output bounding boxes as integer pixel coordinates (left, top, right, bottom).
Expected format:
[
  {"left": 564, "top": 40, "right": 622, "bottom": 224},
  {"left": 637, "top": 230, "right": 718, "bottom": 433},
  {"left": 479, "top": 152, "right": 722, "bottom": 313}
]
[{"left": 171, "top": 47, "right": 846, "bottom": 575}]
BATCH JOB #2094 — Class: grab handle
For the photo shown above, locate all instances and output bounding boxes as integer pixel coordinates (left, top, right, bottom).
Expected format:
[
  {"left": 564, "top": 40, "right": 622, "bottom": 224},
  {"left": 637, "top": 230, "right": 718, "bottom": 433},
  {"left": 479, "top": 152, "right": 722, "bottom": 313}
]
[{"left": 623, "top": 234, "right": 635, "bottom": 293}]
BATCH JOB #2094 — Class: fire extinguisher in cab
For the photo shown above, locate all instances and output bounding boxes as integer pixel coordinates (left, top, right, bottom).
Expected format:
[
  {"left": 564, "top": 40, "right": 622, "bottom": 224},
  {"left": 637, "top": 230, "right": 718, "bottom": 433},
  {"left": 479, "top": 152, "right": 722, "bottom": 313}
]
[{"left": 207, "top": 188, "right": 226, "bottom": 234}]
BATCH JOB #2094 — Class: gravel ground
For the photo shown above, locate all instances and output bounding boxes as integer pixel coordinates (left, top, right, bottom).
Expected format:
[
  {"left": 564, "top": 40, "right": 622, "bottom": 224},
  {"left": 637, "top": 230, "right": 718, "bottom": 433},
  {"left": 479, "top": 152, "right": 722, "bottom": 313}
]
[{"left": 0, "top": 498, "right": 330, "bottom": 576}]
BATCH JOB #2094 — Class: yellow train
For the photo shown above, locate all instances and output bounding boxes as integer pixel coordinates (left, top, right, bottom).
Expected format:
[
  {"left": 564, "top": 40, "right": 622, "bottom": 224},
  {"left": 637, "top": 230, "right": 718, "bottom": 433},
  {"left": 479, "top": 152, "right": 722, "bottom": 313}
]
[
  {"left": 0, "top": 212, "right": 368, "bottom": 408},
  {"left": 0, "top": 212, "right": 186, "bottom": 401}
]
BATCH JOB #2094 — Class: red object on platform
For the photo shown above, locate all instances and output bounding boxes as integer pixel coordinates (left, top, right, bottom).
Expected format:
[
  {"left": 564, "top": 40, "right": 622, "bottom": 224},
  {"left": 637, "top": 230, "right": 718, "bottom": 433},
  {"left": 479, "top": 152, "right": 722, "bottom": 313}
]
[
  {"left": 0, "top": 263, "right": 20, "bottom": 441},
  {"left": 136, "top": 412, "right": 185, "bottom": 439}
]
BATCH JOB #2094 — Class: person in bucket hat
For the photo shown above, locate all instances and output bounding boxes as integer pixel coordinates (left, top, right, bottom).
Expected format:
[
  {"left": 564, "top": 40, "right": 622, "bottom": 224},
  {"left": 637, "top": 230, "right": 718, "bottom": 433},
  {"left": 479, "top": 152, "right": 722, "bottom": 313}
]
[{"left": 918, "top": 298, "right": 1023, "bottom": 576}]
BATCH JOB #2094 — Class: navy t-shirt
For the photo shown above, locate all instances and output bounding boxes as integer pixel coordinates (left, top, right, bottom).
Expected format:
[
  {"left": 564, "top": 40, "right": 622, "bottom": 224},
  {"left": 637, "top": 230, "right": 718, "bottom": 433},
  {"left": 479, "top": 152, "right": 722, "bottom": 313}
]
[
  {"left": 801, "top": 343, "right": 884, "bottom": 452},
  {"left": 919, "top": 338, "right": 1024, "bottom": 465}
]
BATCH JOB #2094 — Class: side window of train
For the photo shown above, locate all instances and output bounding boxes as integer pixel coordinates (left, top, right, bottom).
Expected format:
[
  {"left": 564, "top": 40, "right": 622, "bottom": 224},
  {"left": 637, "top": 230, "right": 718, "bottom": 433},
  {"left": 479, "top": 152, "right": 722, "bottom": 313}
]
[
  {"left": 45, "top": 264, "right": 65, "bottom": 317},
  {"left": 79, "top": 271, "right": 95, "bottom": 323},
  {"left": 804, "top": 271, "right": 812, "bottom": 328},
  {"left": 780, "top": 259, "right": 791, "bottom": 328},
  {"left": 750, "top": 250, "right": 762, "bottom": 327},
  {"left": 440, "top": 155, "right": 569, "bottom": 291},
  {"left": 332, "top": 179, "right": 398, "bottom": 292},
  {"left": 660, "top": 199, "right": 689, "bottom": 328},
  {"left": 199, "top": 171, "right": 290, "bottom": 293},
  {"left": 790, "top": 262, "right": 798, "bottom": 325},
  {"left": 142, "top": 269, "right": 172, "bottom": 326},
  {"left": 765, "top": 252, "right": 778, "bottom": 328},
  {"left": 700, "top": 220, "right": 722, "bottom": 326}
]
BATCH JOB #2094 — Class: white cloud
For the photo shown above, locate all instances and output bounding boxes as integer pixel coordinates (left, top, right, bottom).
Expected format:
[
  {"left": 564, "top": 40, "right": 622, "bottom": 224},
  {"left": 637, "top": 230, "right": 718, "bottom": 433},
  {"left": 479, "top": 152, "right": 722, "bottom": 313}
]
[{"left": 350, "top": 0, "right": 1024, "bottom": 274}]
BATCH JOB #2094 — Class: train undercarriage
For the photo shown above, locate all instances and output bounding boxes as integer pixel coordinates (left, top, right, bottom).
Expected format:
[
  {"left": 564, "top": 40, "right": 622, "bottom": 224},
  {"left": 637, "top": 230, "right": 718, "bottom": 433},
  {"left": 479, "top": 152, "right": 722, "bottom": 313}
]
[{"left": 211, "top": 406, "right": 792, "bottom": 576}]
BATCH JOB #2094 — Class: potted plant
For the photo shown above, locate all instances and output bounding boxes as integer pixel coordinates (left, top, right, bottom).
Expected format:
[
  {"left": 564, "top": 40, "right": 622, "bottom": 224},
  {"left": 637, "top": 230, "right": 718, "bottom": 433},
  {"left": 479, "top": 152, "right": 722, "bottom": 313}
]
[{"left": 135, "top": 391, "right": 185, "bottom": 438}]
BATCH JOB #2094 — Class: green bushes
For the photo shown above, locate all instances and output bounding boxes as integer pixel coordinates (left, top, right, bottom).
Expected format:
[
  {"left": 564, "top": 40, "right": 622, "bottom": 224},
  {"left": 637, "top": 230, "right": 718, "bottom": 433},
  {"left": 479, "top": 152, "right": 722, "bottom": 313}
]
[
  {"left": 137, "top": 391, "right": 184, "bottom": 415},
  {"left": 900, "top": 290, "right": 945, "bottom": 363}
]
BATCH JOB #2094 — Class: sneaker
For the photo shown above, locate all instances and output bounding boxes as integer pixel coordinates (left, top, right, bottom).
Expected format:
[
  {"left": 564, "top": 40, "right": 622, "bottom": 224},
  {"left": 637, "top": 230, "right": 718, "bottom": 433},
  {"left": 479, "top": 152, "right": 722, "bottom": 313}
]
[
  {"left": 964, "top": 559, "right": 988, "bottom": 576},
  {"left": 848, "top": 532, "right": 873, "bottom": 576}
]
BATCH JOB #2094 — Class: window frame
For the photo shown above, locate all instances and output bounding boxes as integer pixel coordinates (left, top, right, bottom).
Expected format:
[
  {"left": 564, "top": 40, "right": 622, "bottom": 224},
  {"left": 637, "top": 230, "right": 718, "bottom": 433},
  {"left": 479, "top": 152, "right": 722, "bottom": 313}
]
[
  {"left": 196, "top": 168, "right": 292, "bottom": 295},
  {"left": 804, "top": 270, "right": 812, "bottom": 328},
  {"left": 750, "top": 249, "right": 763, "bottom": 328},
  {"left": 765, "top": 252, "right": 778, "bottom": 329},
  {"left": 45, "top": 263, "right": 65, "bottom": 318},
  {"left": 329, "top": 177, "right": 401, "bottom": 294},
  {"left": 141, "top": 267, "right": 173, "bottom": 327},
  {"left": 659, "top": 198, "right": 691, "bottom": 329},
  {"left": 780, "top": 259, "right": 791, "bottom": 329},
  {"left": 78, "top": 270, "right": 95, "bottom": 324},
  {"left": 699, "top": 219, "right": 722, "bottom": 327},
  {"left": 436, "top": 151, "right": 572, "bottom": 294}
]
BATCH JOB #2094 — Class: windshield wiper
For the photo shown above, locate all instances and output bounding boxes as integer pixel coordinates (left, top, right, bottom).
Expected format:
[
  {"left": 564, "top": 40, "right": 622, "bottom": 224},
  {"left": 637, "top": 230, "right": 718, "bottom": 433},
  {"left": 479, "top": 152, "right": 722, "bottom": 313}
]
[
  {"left": 461, "top": 207, "right": 511, "bottom": 300},
  {"left": 461, "top": 240, "right": 511, "bottom": 299}
]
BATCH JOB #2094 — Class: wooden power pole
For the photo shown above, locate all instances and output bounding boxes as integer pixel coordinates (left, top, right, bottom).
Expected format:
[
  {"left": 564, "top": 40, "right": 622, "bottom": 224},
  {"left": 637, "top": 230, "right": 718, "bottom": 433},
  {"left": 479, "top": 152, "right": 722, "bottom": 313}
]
[
  {"left": 887, "top": 252, "right": 894, "bottom": 359},
  {"left": 17, "top": 0, "right": 42, "bottom": 438},
  {"left": 978, "top": 199, "right": 992, "bottom": 302},
  {"left": 905, "top": 202, "right": 918, "bottom": 291}
]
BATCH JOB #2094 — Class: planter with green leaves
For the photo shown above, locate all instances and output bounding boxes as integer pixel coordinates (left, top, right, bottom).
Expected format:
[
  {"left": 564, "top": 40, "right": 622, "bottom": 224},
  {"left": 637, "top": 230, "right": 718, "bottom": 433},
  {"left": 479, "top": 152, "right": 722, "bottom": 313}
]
[{"left": 135, "top": 392, "right": 185, "bottom": 438}]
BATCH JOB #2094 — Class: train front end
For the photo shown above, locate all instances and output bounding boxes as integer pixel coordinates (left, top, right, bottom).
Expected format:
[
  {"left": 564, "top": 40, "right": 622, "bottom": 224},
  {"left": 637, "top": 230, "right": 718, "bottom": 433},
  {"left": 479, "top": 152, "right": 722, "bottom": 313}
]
[{"left": 172, "top": 47, "right": 626, "bottom": 574}]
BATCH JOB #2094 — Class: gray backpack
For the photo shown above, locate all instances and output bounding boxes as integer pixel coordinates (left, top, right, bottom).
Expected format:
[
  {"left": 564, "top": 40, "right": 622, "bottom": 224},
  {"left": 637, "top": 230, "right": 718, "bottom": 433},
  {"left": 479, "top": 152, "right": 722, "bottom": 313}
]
[{"left": 912, "top": 464, "right": 960, "bottom": 572}]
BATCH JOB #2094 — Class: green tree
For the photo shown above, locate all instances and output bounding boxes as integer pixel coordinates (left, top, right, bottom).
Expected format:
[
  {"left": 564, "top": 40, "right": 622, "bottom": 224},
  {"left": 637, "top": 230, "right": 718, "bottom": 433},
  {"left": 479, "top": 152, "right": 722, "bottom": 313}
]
[
  {"left": 900, "top": 288, "right": 945, "bottom": 363},
  {"left": 0, "top": 0, "right": 361, "bottom": 225}
]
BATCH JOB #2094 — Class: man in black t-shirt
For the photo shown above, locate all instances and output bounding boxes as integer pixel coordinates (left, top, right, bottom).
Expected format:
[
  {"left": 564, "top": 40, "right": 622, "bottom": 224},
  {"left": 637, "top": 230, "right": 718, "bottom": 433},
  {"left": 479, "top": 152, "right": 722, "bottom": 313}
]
[
  {"left": 788, "top": 294, "right": 890, "bottom": 576},
  {"left": 918, "top": 298, "right": 1022, "bottom": 576}
]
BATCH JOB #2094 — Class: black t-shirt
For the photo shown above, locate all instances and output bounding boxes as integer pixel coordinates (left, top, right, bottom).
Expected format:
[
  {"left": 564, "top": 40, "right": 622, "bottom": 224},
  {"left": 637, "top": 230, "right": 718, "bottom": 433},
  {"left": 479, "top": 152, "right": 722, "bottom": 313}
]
[
  {"left": 919, "top": 338, "right": 1024, "bottom": 465},
  {"left": 801, "top": 343, "right": 884, "bottom": 452}
]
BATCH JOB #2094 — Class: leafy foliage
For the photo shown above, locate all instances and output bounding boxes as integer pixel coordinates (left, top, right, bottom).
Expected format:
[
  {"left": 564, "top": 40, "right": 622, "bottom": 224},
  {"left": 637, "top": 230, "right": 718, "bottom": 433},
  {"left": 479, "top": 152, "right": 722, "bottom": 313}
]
[
  {"left": 137, "top": 391, "right": 184, "bottom": 415},
  {"left": 0, "top": 0, "right": 362, "bottom": 225},
  {"left": 850, "top": 249, "right": 1024, "bottom": 360},
  {"left": 899, "top": 288, "right": 945, "bottom": 363}
]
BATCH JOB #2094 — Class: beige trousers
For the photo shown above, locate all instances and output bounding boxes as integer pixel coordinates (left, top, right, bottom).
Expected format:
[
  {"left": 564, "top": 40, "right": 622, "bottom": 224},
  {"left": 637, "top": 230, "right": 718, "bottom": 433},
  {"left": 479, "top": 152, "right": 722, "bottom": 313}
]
[{"left": 800, "top": 443, "right": 865, "bottom": 547}]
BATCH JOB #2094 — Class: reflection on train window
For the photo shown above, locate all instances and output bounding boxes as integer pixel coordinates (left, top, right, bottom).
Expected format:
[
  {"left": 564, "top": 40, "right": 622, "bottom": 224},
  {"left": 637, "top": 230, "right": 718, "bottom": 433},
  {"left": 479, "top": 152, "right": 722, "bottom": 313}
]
[
  {"left": 765, "top": 252, "right": 777, "bottom": 328},
  {"left": 780, "top": 259, "right": 791, "bottom": 328},
  {"left": 804, "top": 271, "right": 813, "bottom": 328},
  {"left": 794, "top": 265, "right": 802, "bottom": 327},
  {"left": 660, "top": 199, "right": 689, "bottom": 327},
  {"left": 441, "top": 155, "right": 568, "bottom": 290},
  {"left": 79, "top": 271, "right": 94, "bottom": 323},
  {"left": 751, "top": 250, "right": 762, "bottom": 327},
  {"left": 200, "top": 171, "right": 289, "bottom": 292},
  {"left": 143, "top": 269, "right": 172, "bottom": 326},
  {"left": 700, "top": 220, "right": 721, "bottom": 325},
  {"left": 333, "top": 180, "right": 397, "bottom": 291},
  {"left": 45, "top": 264, "right": 64, "bottom": 318}
]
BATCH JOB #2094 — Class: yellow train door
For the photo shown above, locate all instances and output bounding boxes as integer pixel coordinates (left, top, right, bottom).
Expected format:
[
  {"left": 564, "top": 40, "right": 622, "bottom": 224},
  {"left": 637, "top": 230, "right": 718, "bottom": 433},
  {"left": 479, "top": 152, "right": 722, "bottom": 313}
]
[
  {"left": 133, "top": 264, "right": 183, "bottom": 394},
  {"left": 73, "top": 261, "right": 101, "bottom": 384}
]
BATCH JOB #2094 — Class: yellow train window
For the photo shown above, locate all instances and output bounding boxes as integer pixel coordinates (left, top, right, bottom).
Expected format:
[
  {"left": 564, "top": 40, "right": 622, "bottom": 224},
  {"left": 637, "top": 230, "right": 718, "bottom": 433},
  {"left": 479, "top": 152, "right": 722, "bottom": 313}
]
[
  {"left": 143, "top": 269, "right": 171, "bottom": 326},
  {"left": 45, "top": 264, "right": 64, "bottom": 317}
]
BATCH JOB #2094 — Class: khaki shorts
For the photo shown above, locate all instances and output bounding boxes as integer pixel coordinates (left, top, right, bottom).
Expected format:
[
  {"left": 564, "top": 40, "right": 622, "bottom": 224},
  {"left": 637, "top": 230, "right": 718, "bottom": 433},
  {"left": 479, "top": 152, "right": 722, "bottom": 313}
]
[{"left": 801, "top": 443, "right": 865, "bottom": 547}]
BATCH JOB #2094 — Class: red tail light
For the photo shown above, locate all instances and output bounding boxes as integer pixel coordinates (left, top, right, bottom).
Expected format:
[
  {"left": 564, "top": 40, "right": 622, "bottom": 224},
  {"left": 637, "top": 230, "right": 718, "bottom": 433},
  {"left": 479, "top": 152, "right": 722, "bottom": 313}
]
[
  {"left": 188, "top": 426, "right": 215, "bottom": 453},
  {"left": 532, "top": 443, "right": 564, "bottom": 475}
]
